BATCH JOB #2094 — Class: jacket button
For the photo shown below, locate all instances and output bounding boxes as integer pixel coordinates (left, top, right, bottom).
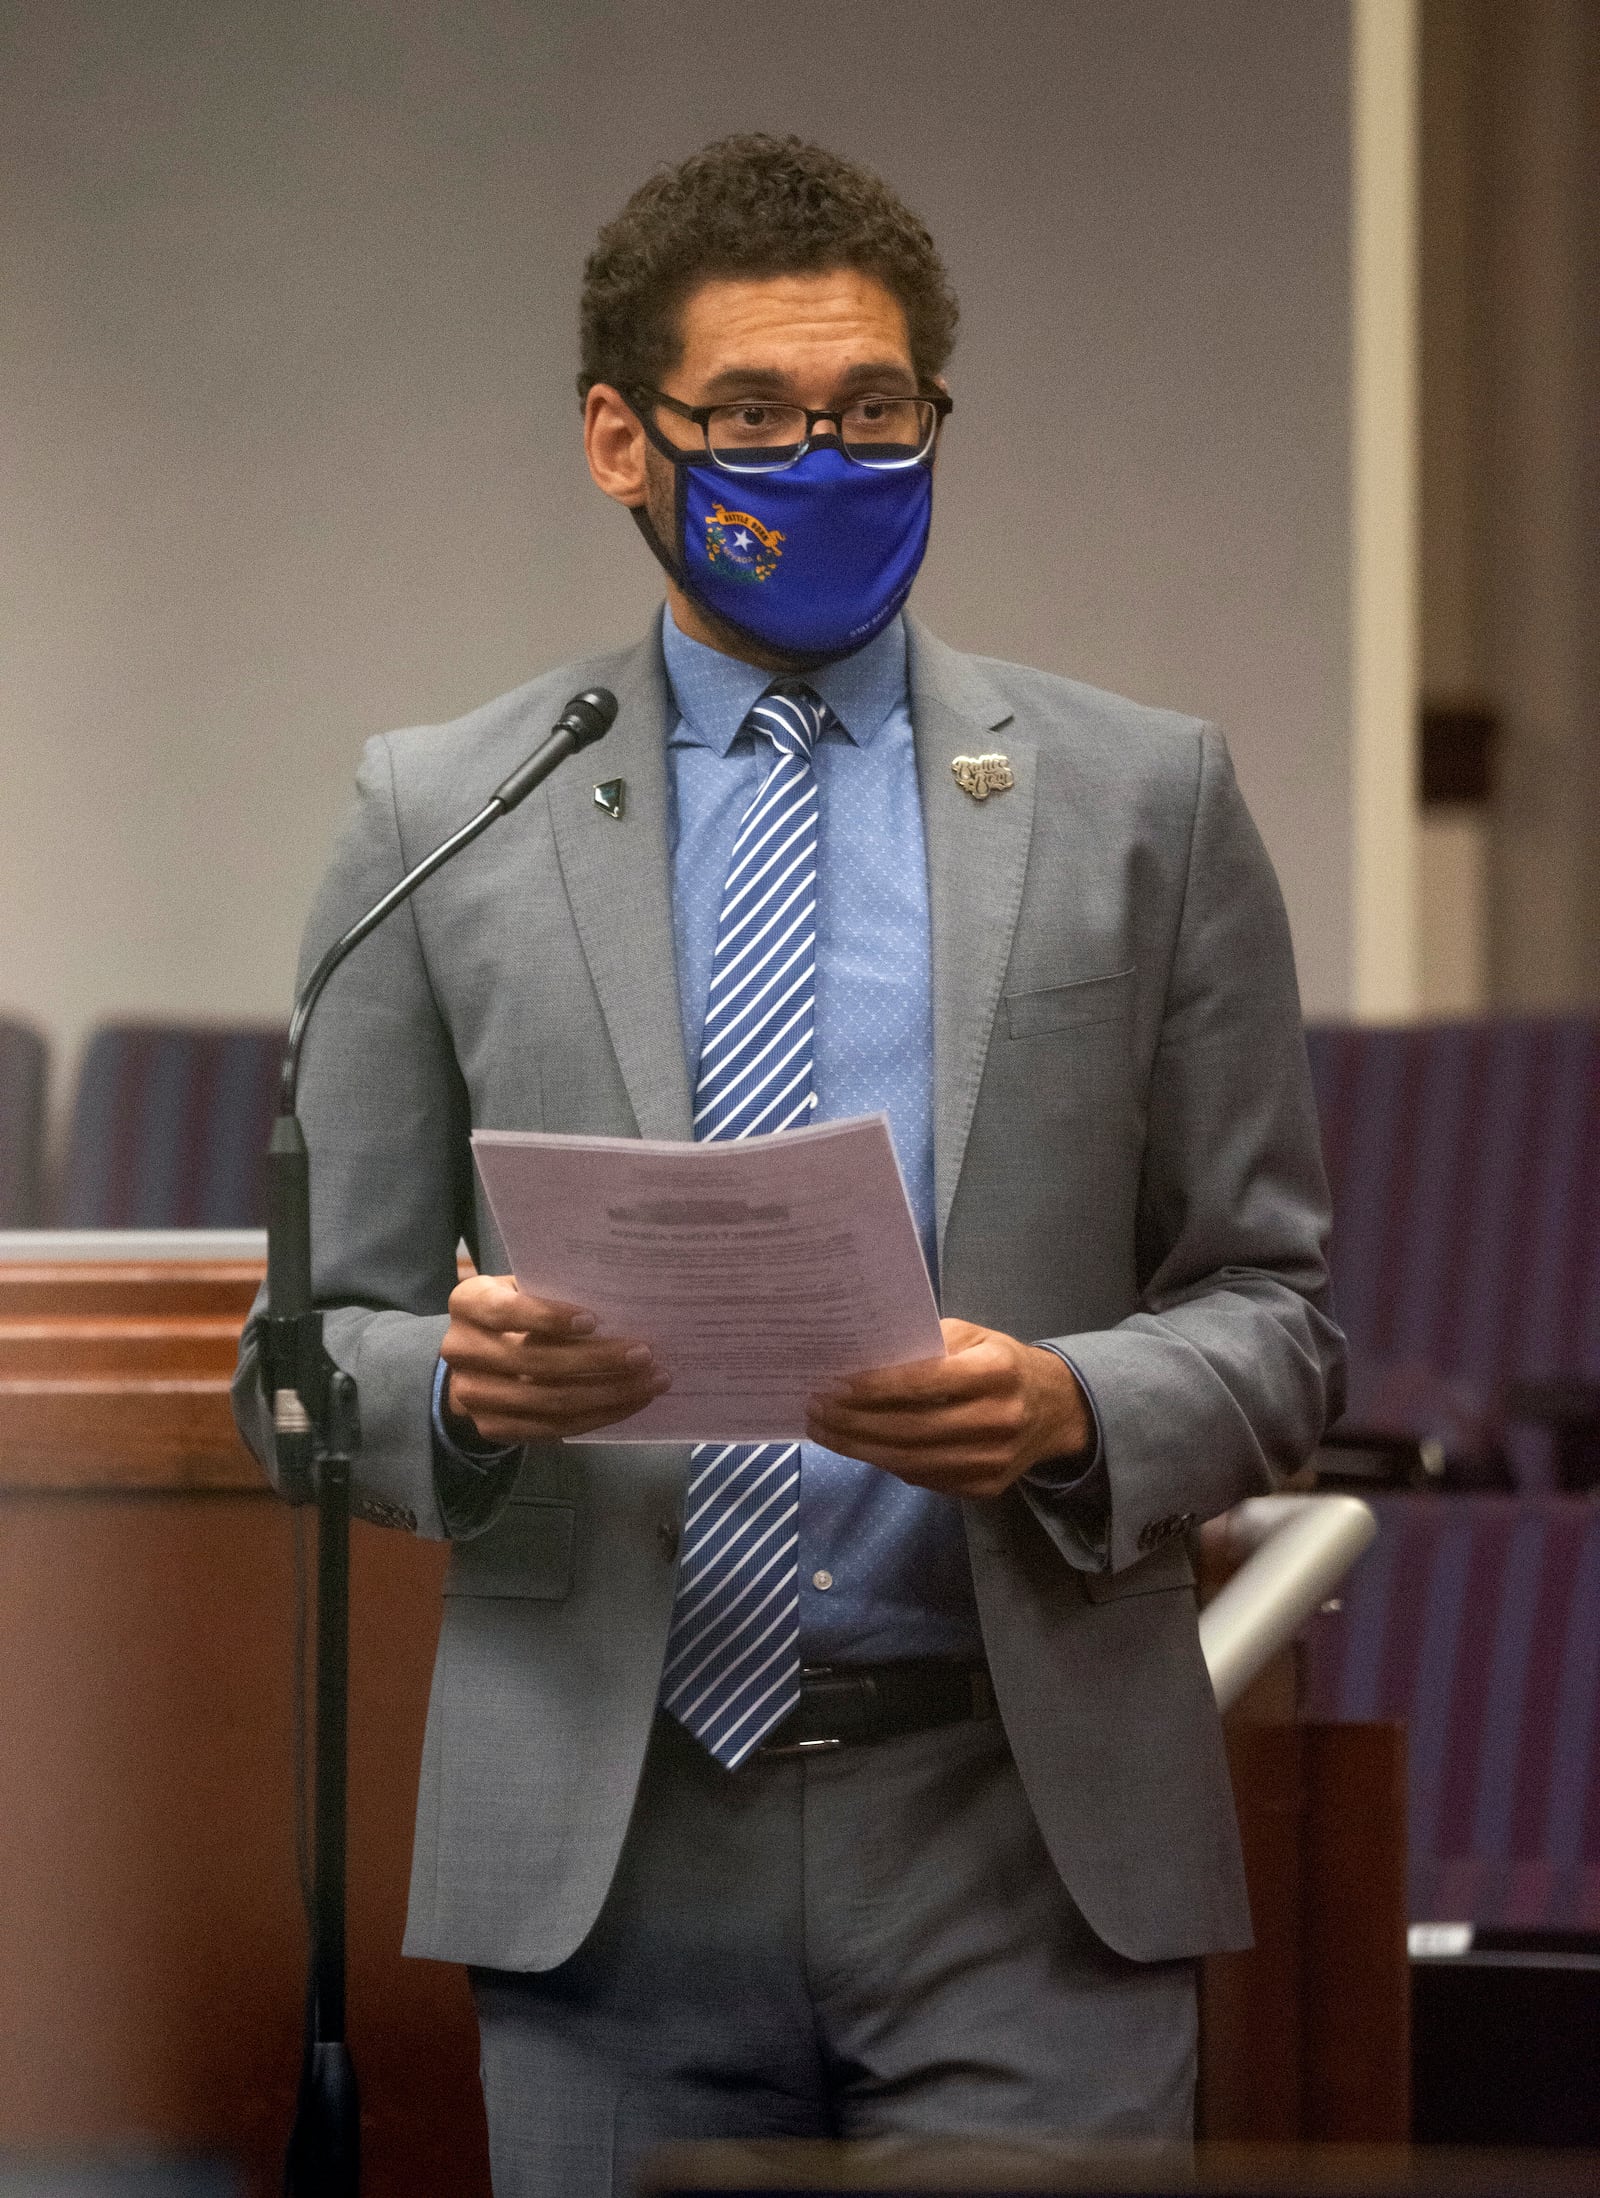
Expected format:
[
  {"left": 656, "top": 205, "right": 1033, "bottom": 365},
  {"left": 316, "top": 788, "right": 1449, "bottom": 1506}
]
[{"left": 657, "top": 1519, "right": 680, "bottom": 1560}]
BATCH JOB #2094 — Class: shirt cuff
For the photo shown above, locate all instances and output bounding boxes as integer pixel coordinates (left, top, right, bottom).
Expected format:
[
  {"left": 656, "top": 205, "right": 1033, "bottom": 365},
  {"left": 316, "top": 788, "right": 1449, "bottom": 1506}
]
[
  {"left": 430, "top": 1354, "right": 520, "bottom": 1475},
  {"left": 1024, "top": 1344, "right": 1104, "bottom": 1485},
  {"left": 1021, "top": 1345, "right": 1111, "bottom": 1563}
]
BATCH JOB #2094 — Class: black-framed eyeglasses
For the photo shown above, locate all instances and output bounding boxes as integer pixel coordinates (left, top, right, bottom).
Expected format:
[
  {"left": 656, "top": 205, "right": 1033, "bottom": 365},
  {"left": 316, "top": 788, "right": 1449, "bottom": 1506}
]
[{"left": 628, "top": 385, "right": 952, "bottom": 475}]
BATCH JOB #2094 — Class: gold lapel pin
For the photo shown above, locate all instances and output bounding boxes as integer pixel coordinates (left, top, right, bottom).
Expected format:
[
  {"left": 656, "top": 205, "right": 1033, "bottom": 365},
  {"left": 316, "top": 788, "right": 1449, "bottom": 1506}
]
[
  {"left": 593, "top": 779, "right": 625, "bottom": 820},
  {"left": 952, "top": 754, "right": 1015, "bottom": 802}
]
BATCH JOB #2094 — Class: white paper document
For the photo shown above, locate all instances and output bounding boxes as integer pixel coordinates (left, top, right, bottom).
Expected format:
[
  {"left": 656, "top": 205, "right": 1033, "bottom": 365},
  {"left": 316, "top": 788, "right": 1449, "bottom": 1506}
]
[{"left": 470, "top": 1113, "right": 944, "bottom": 1441}]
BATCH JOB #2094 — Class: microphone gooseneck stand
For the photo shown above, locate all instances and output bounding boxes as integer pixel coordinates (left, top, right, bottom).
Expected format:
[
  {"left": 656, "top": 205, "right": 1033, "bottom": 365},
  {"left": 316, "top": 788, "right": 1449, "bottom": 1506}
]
[{"left": 262, "top": 689, "right": 617, "bottom": 2197}]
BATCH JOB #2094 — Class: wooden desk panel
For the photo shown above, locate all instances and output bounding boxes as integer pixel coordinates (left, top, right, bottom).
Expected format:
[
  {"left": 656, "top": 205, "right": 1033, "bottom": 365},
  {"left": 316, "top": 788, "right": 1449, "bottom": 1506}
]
[
  {"left": 1199, "top": 1722, "right": 1410, "bottom": 2143},
  {"left": 0, "top": 1262, "right": 261, "bottom": 1490},
  {"left": 0, "top": 1258, "right": 490, "bottom": 2195}
]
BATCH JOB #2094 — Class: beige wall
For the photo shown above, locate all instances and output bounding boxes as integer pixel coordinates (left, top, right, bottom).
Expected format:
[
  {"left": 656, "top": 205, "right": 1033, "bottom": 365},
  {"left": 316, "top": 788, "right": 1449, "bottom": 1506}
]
[
  {"left": 1420, "top": 0, "right": 1495, "bottom": 708},
  {"left": 1482, "top": 0, "right": 1600, "bottom": 1009},
  {"left": 1416, "top": 0, "right": 1492, "bottom": 1015},
  {"left": 2, "top": 0, "right": 1357, "bottom": 1112},
  {"left": 1350, "top": 0, "right": 1420, "bottom": 1019},
  {"left": 1417, "top": 0, "right": 1600, "bottom": 1014}
]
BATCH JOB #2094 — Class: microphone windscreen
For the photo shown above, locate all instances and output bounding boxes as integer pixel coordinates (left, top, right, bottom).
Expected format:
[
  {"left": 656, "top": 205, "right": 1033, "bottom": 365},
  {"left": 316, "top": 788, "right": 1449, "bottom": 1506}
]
[{"left": 558, "top": 688, "right": 619, "bottom": 750}]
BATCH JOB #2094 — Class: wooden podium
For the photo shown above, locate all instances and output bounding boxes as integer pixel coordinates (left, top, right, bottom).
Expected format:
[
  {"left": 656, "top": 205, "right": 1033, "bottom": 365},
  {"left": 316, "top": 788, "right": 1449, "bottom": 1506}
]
[
  {"left": 0, "top": 1240, "right": 1406, "bottom": 2192},
  {"left": 0, "top": 1241, "right": 491, "bottom": 2196}
]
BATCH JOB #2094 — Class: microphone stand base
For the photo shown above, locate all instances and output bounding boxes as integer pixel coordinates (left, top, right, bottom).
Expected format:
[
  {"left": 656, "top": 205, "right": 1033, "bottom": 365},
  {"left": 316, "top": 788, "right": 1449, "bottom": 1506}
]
[{"left": 286, "top": 2039, "right": 361, "bottom": 2198}]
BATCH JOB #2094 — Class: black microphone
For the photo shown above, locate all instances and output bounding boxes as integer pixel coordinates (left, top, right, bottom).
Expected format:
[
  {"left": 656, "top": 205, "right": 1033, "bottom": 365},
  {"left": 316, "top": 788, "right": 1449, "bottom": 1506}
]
[
  {"left": 265, "top": 684, "right": 617, "bottom": 1479},
  {"left": 490, "top": 686, "right": 616, "bottom": 812}
]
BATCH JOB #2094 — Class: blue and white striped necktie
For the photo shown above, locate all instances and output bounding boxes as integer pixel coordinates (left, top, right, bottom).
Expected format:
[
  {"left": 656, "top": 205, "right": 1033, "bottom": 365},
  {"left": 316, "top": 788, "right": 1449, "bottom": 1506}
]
[{"left": 661, "top": 682, "right": 828, "bottom": 1769}]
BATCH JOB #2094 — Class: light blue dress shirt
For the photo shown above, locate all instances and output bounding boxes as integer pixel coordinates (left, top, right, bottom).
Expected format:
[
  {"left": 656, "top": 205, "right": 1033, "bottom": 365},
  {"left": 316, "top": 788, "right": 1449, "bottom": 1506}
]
[{"left": 433, "top": 607, "right": 1106, "bottom": 1657}]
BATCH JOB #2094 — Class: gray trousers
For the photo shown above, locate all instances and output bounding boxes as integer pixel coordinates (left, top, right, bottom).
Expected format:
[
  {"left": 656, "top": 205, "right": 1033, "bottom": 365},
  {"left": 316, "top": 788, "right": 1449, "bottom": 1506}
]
[{"left": 471, "top": 1709, "right": 1197, "bottom": 2197}]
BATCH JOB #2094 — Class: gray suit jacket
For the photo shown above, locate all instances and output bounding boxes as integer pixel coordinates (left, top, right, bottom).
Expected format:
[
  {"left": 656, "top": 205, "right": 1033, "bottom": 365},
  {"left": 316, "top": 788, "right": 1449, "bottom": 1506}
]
[{"left": 233, "top": 616, "right": 1343, "bottom": 1970}]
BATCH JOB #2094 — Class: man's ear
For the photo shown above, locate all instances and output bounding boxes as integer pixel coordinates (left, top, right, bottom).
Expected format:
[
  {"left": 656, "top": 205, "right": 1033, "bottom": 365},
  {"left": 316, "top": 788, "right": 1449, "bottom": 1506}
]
[{"left": 584, "top": 385, "right": 648, "bottom": 508}]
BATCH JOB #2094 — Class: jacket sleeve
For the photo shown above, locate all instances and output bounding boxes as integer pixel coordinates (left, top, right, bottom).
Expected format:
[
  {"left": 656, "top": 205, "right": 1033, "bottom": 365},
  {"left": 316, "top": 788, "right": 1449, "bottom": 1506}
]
[
  {"left": 1029, "top": 729, "right": 1345, "bottom": 1574},
  {"left": 231, "top": 731, "right": 521, "bottom": 1542}
]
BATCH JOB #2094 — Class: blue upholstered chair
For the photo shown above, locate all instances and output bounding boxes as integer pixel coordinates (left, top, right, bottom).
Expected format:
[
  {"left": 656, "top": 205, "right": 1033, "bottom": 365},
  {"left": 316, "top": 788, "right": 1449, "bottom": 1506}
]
[
  {"left": 1304, "top": 1492, "right": 1600, "bottom": 1933},
  {"left": 1305, "top": 1018, "right": 1600, "bottom": 1490},
  {"left": 0, "top": 1016, "right": 49, "bottom": 1227},
  {"left": 1301, "top": 1021, "right": 1600, "bottom": 1931},
  {"left": 59, "top": 1022, "right": 286, "bottom": 1229}
]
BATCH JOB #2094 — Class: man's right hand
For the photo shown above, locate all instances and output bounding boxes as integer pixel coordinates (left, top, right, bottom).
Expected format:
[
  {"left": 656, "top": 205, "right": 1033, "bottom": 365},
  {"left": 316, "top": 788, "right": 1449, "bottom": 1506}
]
[{"left": 440, "top": 1274, "right": 669, "bottom": 1445}]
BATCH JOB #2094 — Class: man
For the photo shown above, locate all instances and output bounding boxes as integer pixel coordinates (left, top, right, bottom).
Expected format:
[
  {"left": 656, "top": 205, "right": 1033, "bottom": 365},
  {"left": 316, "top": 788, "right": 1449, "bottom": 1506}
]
[{"left": 234, "top": 135, "right": 1343, "bottom": 2191}]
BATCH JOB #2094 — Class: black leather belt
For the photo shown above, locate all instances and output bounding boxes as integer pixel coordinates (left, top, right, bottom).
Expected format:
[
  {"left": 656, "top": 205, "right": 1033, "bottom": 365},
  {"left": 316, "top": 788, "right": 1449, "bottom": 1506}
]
[{"left": 754, "top": 1658, "right": 998, "bottom": 1758}]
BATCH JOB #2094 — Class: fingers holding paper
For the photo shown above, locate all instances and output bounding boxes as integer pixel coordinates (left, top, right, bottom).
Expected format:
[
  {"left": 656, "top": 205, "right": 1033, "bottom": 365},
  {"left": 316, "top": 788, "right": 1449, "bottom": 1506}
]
[
  {"left": 441, "top": 1272, "right": 670, "bottom": 1443},
  {"left": 806, "top": 1318, "right": 1092, "bottom": 1499}
]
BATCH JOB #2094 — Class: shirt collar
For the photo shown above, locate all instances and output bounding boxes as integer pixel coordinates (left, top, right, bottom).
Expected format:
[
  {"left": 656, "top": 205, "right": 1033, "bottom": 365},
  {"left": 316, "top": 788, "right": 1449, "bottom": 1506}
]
[{"left": 662, "top": 605, "right": 908, "bottom": 757}]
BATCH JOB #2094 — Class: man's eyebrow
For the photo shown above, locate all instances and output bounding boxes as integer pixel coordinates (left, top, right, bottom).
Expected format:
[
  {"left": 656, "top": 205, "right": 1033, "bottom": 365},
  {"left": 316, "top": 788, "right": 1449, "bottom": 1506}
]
[
  {"left": 834, "top": 360, "right": 921, "bottom": 392},
  {"left": 696, "top": 360, "right": 920, "bottom": 400}
]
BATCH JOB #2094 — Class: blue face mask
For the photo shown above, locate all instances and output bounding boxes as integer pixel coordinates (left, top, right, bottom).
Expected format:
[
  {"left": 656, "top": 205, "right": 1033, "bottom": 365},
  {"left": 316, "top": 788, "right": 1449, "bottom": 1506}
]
[{"left": 633, "top": 433, "right": 935, "bottom": 666}]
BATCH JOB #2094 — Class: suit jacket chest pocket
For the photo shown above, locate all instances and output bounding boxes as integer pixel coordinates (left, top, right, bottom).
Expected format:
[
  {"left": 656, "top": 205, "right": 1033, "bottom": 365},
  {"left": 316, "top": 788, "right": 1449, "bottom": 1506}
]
[
  {"left": 1003, "top": 966, "right": 1134, "bottom": 1039},
  {"left": 983, "top": 966, "right": 1142, "bottom": 1247},
  {"left": 442, "top": 1499, "right": 576, "bottom": 1601}
]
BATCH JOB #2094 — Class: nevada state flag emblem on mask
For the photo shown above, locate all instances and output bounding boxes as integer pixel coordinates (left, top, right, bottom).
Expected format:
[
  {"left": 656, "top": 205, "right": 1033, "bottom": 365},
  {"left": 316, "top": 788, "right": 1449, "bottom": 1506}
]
[{"left": 704, "top": 503, "right": 784, "bottom": 584}]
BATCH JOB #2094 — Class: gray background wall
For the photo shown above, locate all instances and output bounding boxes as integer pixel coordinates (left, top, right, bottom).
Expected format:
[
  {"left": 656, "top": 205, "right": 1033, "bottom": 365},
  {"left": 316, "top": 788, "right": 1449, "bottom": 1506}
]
[{"left": 2, "top": 0, "right": 1354, "bottom": 1104}]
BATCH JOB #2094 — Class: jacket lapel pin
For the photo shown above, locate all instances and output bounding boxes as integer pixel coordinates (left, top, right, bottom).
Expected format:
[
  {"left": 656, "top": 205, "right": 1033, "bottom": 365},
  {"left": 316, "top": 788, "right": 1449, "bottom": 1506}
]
[
  {"left": 593, "top": 778, "right": 625, "bottom": 820},
  {"left": 951, "top": 753, "right": 1015, "bottom": 802}
]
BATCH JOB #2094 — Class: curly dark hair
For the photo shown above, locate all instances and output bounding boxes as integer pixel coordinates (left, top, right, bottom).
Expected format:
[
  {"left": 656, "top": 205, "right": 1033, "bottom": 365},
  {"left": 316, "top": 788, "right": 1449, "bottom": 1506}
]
[{"left": 578, "top": 134, "right": 958, "bottom": 402}]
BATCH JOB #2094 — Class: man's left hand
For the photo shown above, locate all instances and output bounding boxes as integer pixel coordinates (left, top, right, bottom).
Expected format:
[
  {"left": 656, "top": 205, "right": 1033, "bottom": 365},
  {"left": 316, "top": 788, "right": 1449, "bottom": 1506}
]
[{"left": 806, "top": 1320, "right": 1092, "bottom": 1499}]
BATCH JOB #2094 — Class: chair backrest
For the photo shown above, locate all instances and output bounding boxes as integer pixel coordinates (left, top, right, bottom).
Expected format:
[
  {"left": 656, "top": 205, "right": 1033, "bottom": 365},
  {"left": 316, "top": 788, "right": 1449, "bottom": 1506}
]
[
  {"left": 1304, "top": 1017, "right": 1600, "bottom": 1394},
  {"left": 0, "top": 1016, "right": 49, "bottom": 1227},
  {"left": 59, "top": 1023, "right": 285, "bottom": 1228},
  {"left": 1304, "top": 1492, "right": 1600, "bottom": 1931}
]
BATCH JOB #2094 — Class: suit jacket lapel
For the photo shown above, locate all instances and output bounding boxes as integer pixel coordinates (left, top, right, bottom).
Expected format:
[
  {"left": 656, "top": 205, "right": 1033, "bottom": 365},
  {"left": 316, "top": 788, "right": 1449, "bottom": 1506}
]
[
  {"left": 907, "top": 618, "right": 1033, "bottom": 1255},
  {"left": 546, "top": 627, "right": 694, "bottom": 1142}
]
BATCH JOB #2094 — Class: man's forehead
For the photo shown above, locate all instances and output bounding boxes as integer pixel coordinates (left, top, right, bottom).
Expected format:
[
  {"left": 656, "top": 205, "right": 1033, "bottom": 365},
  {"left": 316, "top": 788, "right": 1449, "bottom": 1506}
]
[{"left": 671, "top": 269, "right": 913, "bottom": 385}]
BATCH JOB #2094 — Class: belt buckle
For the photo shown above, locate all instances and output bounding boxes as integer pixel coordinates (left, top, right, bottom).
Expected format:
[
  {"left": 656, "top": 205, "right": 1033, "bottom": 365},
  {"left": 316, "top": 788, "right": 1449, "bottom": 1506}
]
[
  {"left": 756, "top": 1665, "right": 910, "bottom": 1758},
  {"left": 757, "top": 1734, "right": 844, "bottom": 1760}
]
